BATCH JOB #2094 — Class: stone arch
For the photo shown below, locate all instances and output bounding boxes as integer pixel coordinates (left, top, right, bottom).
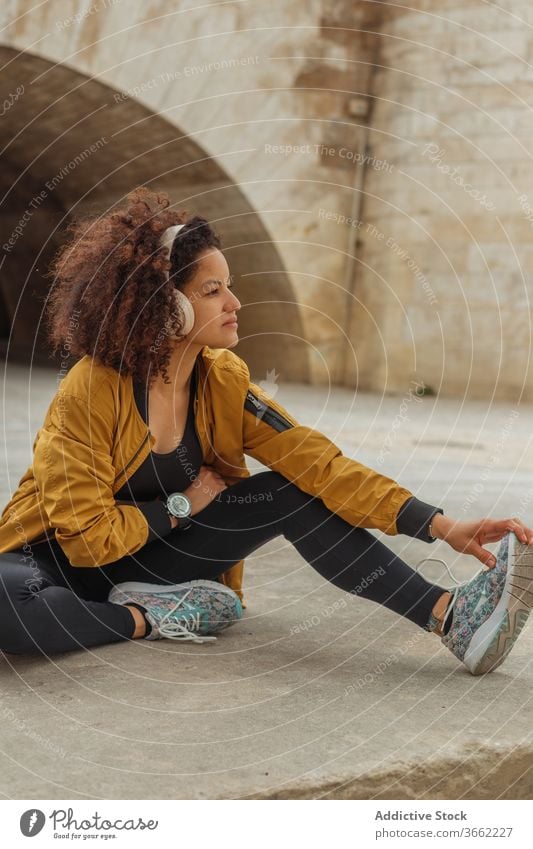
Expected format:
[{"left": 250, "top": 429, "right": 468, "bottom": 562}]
[{"left": 0, "top": 47, "right": 309, "bottom": 382}]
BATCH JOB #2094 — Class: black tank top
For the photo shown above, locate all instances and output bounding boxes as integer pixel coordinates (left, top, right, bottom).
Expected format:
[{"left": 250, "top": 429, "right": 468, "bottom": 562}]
[{"left": 115, "top": 368, "right": 203, "bottom": 501}]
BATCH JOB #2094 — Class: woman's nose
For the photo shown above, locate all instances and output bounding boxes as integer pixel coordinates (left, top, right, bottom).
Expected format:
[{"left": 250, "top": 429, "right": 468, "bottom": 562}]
[{"left": 227, "top": 290, "right": 241, "bottom": 311}]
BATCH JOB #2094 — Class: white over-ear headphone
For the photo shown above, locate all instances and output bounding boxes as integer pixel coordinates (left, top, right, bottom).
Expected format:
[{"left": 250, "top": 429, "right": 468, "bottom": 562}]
[{"left": 159, "top": 223, "right": 195, "bottom": 336}]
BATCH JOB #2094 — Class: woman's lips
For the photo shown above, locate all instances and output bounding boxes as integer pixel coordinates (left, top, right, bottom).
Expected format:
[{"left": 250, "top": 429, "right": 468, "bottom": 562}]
[{"left": 223, "top": 320, "right": 238, "bottom": 327}]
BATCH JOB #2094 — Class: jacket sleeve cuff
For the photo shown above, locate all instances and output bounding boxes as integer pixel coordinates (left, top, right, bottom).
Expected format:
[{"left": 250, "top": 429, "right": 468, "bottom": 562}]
[
  {"left": 395, "top": 496, "right": 444, "bottom": 542},
  {"left": 137, "top": 500, "right": 173, "bottom": 544}
]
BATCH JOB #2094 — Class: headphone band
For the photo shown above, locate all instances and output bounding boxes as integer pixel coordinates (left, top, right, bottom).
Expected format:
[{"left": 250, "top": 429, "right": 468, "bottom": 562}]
[
  {"left": 159, "top": 223, "right": 195, "bottom": 336},
  {"left": 160, "top": 223, "right": 186, "bottom": 277}
]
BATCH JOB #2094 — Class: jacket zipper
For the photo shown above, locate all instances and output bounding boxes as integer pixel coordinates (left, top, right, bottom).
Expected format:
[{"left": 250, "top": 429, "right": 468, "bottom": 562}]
[
  {"left": 192, "top": 358, "right": 204, "bottom": 457},
  {"left": 244, "top": 390, "right": 295, "bottom": 432}
]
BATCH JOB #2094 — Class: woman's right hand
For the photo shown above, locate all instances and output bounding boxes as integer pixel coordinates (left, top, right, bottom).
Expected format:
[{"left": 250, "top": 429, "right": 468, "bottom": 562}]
[{"left": 183, "top": 464, "right": 228, "bottom": 516}]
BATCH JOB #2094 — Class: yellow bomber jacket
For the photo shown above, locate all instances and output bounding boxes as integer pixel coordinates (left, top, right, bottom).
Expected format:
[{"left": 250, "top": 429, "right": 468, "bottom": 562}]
[{"left": 0, "top": 346, "right": 438, "bottom": 607}]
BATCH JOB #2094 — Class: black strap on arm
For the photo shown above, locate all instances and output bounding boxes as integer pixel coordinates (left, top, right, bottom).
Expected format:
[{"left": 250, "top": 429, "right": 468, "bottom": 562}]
[{"left": 244, "top": 390, "right": 295, "bottom": 433}]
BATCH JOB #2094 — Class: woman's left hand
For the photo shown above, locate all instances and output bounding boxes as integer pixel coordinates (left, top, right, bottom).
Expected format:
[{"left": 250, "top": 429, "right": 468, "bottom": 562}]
[{"left": 431, "top": 514, "right": 533, "bottom": 568}]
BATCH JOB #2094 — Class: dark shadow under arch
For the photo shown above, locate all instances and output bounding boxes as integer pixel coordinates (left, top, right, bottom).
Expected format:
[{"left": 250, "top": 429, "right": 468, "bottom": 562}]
[{"left": 0, "top": 46, "right": 309, "bottom": 382}]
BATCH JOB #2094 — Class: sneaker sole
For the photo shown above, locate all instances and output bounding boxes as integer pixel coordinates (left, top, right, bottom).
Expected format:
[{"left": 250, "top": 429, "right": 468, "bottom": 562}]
[
  {"left": 463, "top": 533, "right": 533, "bottom": 675},
  {"left": 109, "top": 578, "right": 240, "bottom": 600}
]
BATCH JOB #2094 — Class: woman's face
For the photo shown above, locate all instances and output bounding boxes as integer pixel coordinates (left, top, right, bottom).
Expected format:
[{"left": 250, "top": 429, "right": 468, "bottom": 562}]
[{"left": 180, "top": 248, "right": 241, "bottom": 349}]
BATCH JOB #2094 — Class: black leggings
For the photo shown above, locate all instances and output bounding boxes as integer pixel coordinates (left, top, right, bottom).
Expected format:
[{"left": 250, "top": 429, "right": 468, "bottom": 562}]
[{"left": 0, "top": 471, "right": 445, "bottom": 656}]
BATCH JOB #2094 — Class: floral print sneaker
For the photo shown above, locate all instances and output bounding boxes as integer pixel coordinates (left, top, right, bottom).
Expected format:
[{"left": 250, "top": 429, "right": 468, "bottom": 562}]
[
  {"left": 108, "top": 579, "right": 243, "bottom": 644},
  {"left": 440, "top": 532, "right": 532, "bottom": 675}
]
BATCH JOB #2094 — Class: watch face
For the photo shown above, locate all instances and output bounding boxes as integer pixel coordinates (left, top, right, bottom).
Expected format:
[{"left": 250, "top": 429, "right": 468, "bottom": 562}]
[{"left": 167, "top": 493, "right": 191, "bottom": 518}]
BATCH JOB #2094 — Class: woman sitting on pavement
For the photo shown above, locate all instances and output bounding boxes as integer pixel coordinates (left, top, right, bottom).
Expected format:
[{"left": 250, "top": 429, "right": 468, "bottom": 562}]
[{"left": 0, "top": 187, "right": 531, "bottom": 675}]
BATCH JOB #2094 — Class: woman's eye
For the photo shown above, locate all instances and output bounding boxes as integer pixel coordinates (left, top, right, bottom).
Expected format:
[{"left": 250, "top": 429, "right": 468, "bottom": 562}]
[{"left": 206, "top": 283, "right": 234, "bottom": 295}]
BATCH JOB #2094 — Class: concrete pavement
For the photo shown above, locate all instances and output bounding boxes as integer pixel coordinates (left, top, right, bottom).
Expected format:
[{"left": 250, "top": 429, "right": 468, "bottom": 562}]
[{"left": 0, "top": 363, "right": 531, "bottom": 799}]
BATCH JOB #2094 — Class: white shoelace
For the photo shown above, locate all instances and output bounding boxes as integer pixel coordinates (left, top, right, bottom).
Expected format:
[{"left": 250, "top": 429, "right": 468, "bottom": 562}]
[{"left": 153, "top": 588, "right": 217, "bottom": 644}]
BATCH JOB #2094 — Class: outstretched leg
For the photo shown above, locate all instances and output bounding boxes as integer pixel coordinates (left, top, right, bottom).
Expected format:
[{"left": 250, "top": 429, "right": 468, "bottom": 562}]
[{"left": 95, "top": 470, "right": 446, "bottom": 631}]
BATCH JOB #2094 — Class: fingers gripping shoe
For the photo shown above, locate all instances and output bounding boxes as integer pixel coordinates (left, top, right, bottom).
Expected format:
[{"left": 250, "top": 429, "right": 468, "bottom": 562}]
[
  {"left": 109, "top": 579, "right": 243, "bottom": 644},
  {"left": 440, "top": 533, "right": 533, "bottom": 675}
]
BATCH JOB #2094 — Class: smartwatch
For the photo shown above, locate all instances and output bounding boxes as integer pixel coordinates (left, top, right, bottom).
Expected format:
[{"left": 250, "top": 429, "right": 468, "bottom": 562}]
[{"left": 165, "top": 492, "right": 192, "bottom": 529}]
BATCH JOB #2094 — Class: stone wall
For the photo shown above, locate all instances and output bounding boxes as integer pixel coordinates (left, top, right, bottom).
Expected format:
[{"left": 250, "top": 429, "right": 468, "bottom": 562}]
[
  {"left": 1, "top": 0, "right": 378, "bottom": 385},
  {"left": 352, "top": 0, "right": 533, "bottom": 401},
  {"left": 1, "top": 0, "right": 532, "bottom": 398}
]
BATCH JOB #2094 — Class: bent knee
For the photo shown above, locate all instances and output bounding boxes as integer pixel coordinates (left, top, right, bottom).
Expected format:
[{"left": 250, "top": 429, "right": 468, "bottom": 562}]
[
  {"left": 0, "top": 559, "right": 45, "bottom": 603},
  {"left": 0, "top": 560, "right": 49, "bottom": 655}
]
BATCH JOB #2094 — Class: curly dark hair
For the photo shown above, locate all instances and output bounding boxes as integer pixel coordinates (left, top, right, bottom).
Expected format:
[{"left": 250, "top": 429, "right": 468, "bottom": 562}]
[{"left": 44, "top": 186, "right": 222, "bottom": 386}]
